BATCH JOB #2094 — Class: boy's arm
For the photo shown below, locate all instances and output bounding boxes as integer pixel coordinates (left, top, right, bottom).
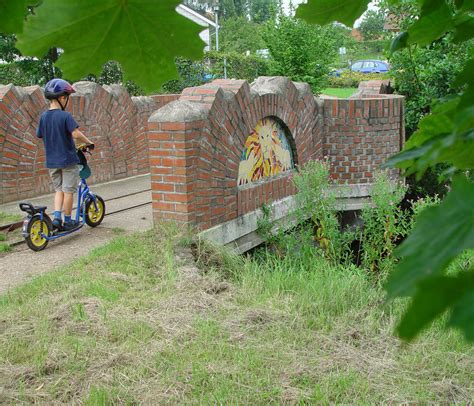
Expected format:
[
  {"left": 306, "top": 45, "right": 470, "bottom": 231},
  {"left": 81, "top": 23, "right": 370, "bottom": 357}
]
[{"left": 72, "top": 128, "right": 93, "bottom": 146}]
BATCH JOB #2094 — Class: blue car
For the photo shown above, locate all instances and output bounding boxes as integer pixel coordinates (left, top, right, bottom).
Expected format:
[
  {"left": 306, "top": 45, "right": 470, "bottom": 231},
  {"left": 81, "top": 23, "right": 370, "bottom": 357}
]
[{"left": 350, "top": 60, "right": 390, "bottom": 74}]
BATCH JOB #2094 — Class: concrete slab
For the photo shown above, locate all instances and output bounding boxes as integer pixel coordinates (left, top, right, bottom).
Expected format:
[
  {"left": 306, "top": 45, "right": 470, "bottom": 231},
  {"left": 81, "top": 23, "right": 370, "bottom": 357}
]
[{"left": 0, "top": 173, "right": 152, "bottom": 217}]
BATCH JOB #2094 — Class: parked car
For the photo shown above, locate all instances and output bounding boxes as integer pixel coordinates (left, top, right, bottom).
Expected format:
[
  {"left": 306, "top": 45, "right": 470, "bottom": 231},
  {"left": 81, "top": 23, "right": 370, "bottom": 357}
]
[{"left": 350, "top": 60, "right": 390, "bottom": 74}]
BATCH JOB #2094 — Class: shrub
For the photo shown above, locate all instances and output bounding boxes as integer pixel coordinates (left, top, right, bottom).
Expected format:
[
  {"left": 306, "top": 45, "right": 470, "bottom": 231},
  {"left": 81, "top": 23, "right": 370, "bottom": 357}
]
[
  {"left": 328, "top": 71, "right": 392, "bottom": 88},
  {"left": 360, "top": 171, "right": 407, "bottom": 274},
  {"left": 206, "top": 51, "right": 269, "bottom": 82},
  {"left": 293, "top": 160, "right": 354, "bottom": 265}
]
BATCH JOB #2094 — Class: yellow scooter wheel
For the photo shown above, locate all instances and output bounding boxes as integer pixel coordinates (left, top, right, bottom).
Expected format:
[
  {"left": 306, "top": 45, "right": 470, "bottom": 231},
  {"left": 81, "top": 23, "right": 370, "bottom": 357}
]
[{"left": 25, "top": 215, "right": 52, "bottom": 251}]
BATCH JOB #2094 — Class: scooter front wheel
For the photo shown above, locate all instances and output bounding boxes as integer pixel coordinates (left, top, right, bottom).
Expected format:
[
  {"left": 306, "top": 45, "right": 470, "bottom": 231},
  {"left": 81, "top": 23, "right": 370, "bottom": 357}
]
[
  {"left": 85, "top": 196, "right": 106, "bottom": 227},
  {"left": 25, "top": 215, "right": 52, "bottom": 251}
]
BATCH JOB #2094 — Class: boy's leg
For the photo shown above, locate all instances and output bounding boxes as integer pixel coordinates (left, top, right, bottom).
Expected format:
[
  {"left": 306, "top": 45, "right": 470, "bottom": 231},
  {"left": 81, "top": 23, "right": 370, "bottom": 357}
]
[
  {"left": 62, "top": 165, "right": 80, "bottom": 229},
  {"left": 49, "top": 168, "right": 64, "bottom": 228},
  {"left": 63, "top": 193, "right": 74, "bottom": 216},
  {"left": 54, "top": 191, "right": 64, "bottom": 212}
]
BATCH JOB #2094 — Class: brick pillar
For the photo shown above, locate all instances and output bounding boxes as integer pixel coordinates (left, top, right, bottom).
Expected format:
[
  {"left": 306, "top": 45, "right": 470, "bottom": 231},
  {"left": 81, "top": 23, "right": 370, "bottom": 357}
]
[{"left": 148, "top": 100, "right": 209, "bottom": 225}]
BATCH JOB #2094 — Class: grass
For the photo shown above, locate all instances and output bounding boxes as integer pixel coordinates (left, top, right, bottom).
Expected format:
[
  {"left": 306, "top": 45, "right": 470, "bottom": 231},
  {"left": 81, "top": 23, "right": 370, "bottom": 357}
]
[
  {"left": 0, "top": 211, "right": 22, "bottom": 225},
  {"left": 321, "top": 87, "right": 358, "bottom": 98},
  {"left": 0, "top": 226, "right": 472, "bottom": 404},
  {"left": 0, "top": 242, "right": 11, "bottom": 253}
]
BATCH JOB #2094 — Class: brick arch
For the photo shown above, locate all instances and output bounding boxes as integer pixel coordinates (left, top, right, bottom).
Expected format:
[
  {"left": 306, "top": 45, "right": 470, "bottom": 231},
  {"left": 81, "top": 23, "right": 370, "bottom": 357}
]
[{"left": 148, "top": 76, "right": 323, "bottom": 230}]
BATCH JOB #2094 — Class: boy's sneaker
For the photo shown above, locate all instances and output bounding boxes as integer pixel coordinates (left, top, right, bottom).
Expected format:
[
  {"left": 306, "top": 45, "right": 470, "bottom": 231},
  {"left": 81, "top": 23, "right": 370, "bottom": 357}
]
[
  {"left": 52, "top": 218, "right": 62, "bottom": 229},
  {"left": 63, "top": 220, "right": 79, "bottom": 231}
]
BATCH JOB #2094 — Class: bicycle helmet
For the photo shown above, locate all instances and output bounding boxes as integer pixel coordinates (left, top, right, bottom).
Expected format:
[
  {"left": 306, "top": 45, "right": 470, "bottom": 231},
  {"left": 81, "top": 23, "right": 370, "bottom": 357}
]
[{"left": 44, "top": 79, "right": 76, "bottom": 110}]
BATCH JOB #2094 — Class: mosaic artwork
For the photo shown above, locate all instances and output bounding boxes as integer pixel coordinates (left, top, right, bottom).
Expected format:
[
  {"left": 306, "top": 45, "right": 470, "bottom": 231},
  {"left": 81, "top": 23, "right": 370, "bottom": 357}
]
[{"left": 238, "top": 117, "right": 294, "bottom": 185}]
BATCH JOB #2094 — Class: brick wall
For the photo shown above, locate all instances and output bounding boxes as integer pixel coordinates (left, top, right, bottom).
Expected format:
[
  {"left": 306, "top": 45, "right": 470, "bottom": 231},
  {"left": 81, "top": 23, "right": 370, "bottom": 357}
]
[
  {"left": 148, "top": 78, "right": 404, "bottom": 231},
  {"left": 1, "top": 77, "right": 404, "bottom": 226},
  {"left": 150, "top": 94, "right": 180, "bottom": 110},
  {"left": 0, "top": 82, "right": 175, "bottom": 204},
  {"left": 322, "top": 95, "right": 404, "bottom": 184},
  {"left": 148, "top": 77, "right": 324, "bottom": 230}
]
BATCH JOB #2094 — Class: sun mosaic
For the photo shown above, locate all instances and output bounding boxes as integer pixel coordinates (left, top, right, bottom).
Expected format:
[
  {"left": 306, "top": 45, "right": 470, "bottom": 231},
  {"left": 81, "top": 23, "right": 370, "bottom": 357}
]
[{"left": 237, "top": 117, "right": 295, "bottom": 186}]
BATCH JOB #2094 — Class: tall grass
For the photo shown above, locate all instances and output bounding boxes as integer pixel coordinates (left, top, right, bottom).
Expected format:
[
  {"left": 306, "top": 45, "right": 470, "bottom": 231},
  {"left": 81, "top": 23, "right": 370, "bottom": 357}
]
[{"left": 0, "top": 208, "right": 472, "bottom": 402}]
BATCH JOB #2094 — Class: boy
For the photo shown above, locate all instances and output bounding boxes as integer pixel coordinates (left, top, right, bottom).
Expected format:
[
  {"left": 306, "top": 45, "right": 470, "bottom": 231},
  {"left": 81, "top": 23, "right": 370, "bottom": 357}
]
[{"left": 36, "top": 78, "right": 94, "bottom": 231}]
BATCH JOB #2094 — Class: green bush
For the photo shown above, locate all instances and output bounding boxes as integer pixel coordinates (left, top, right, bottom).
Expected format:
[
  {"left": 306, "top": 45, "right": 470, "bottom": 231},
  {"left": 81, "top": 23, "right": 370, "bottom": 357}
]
[
  {"left": 293, "top": 160, "right": 354, "bottom": 265},
  {"left": 206, "top": 51, "right": 269, "bottom": 82},
  {"left": 328, "top": 71, "right": 392, "bottom": 88}
]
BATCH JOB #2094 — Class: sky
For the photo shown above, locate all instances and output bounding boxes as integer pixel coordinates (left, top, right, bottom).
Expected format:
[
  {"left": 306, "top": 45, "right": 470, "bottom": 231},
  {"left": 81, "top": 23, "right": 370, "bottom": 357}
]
[{"left": 282, "top": 0, "right": 379, "bottom": 27}]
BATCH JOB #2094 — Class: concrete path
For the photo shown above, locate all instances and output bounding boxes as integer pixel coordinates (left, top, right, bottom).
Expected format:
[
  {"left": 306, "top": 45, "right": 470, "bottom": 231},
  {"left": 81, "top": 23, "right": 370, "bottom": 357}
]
[{"left": 0, "top": 174, "right": 153, "bottom": 294}]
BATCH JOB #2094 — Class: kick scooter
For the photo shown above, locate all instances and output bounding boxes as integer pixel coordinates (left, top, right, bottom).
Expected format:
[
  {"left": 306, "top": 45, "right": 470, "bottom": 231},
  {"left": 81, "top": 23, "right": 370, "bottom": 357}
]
[{"left": 20, "top": 144, "right": 106, "bottom": 251}]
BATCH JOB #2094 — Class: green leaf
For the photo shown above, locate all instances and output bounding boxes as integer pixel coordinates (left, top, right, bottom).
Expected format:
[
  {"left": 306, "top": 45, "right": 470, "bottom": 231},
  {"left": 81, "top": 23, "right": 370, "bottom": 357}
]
[
  {"left": 454, "top": 55, "right": 474, "bottom": 87},
  {"left": 397, "top": 271, "right": 474, "bottom": 341},
  {"left": 0, "top": 0, "right": 28, "bottom": 33},
  {"left": 390, "top": 31, "right": 409, "bottom": 54},
  {"left": 386, "top": 176, "right": 474, "bottom": 298},
  {"left": 295, "top": 0, "right": 370, "bottom": 27},
  {"left": 453, "top": 13, "right": 474, "bottom": 42},
  {"left": 16, "top": 0, "right": 205, "bottom": 93},
  {"left": 385, "top": 96, "right": 474, "bottom": 174},
  {"left": 449, "top": 285, "right": 474, "bottom": 341},
  {"left": 408, "top": 0, "right": 453, "bottom": 46}
]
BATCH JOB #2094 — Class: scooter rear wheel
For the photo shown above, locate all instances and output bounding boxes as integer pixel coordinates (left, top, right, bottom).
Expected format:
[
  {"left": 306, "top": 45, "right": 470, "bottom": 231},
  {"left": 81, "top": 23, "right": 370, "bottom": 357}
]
[{"left": 25, "top": 215, "right": 52, "bottom": 251}]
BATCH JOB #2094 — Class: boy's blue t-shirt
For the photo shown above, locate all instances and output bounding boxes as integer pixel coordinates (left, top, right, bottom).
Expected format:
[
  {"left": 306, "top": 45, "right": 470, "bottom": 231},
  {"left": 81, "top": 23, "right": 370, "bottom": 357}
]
[{"left": 36, "top": 109, "right": 80, "bottom": 168}]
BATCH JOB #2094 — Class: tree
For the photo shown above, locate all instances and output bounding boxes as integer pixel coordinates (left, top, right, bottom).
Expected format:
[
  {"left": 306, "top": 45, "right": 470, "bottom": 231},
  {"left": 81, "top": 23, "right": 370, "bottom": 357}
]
[
  {"left": 219, "top": 17, "right": 266, "bottom": 53},
  {"left": 358, "top": 9, "right": 385, "bottom": 40},
  {"left": 0, "top": 34, "right": 58, "bottom": 86},
  {"left": 263, "top": 16, "right": 339, "bottom": 92}
]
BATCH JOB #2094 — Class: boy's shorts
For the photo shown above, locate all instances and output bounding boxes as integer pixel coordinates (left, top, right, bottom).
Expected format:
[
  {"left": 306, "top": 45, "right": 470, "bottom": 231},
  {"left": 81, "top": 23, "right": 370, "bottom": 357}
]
[{"left": 49, "top": 164, "right": 80, "bottom": 194}]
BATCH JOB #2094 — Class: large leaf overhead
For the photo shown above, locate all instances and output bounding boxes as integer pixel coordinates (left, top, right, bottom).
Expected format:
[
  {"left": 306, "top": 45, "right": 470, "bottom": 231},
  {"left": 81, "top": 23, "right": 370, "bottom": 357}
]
[
  {"left": 16, "top": 0, "right": 206, "bottom": 93},
  {"left": 386, "top": 175, "right": 474, "bottom": 299},
  {"left": 295, "top": 0, "right": 370, "bottom": 26},
  {"left": 0, "top": 0, "right": 28, "bottom": 33}
]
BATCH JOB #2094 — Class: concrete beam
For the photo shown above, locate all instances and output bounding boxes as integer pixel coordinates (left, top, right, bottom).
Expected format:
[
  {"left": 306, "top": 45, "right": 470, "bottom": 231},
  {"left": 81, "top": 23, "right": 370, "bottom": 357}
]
[{"left": 199, "top": 184, "right": 375, "bottom": 253}]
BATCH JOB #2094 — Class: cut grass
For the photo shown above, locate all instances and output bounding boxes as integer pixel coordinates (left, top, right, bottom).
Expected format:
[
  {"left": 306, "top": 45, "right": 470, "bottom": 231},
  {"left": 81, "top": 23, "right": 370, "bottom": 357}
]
[
  {"left": 0, "top": 227, "right": 472, "bottom": 404},
  {"left": 321, "top": 87, "right": 358, "bottom": 98}
]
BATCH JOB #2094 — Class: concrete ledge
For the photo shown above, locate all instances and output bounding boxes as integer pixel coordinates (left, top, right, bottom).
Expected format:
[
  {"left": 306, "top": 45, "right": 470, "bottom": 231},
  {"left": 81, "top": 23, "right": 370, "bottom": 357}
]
[
  {"left": 200, "top": 196, "right": 297, "bottom": 254},
  {"left": 198, "top": 183, "right": 383, "bottom": 253}
]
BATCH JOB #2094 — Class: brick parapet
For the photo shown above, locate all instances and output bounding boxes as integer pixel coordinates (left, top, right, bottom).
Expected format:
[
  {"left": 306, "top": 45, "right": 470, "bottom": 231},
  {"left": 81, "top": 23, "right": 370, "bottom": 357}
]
[
  {"left": 148, "top": 76, "right": 322, "bottom": 230},
  {"left": 321, "top": 94, "right": 404, "bottom": 184},
  {"left": 0, "top": 82, "right": 177, "bottom": 204}
]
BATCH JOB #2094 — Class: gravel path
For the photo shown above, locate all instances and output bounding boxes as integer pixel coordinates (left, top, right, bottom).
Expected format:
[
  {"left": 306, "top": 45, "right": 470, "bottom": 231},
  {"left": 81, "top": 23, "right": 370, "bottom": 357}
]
[{"left": 0, "top": 175, "right": 153, "bottom": 295}]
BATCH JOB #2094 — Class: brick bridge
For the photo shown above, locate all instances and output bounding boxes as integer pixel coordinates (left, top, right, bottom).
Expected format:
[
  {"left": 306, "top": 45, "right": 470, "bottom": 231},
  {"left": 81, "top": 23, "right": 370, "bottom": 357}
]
[{"left": 0, "top": 77, "right": 403, "bottom": 251}]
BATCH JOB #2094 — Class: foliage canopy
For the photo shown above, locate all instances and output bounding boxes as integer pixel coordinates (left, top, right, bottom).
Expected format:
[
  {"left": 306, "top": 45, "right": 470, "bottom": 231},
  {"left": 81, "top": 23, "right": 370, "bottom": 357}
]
[{"left": 295, "top": 0, "right": 474, "bottom": 342}]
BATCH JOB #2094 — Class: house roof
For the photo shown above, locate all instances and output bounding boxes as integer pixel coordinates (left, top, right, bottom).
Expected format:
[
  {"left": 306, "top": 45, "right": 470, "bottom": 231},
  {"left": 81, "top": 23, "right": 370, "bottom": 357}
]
[{"left": 176, "top": 4, "right": 216, "bottom": 27}]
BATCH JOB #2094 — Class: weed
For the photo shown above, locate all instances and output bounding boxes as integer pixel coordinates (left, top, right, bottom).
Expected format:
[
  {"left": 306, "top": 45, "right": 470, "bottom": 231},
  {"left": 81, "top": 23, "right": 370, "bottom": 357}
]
[
  {"left": 293, "top": 159, "right": 354, "bottom": 265},
  {"left": 359, "top": 171, "right": 407, "bottom": 273},
  {"left": 0, "top": 211, "right": 22, "bottom": 225},
  {"left": 0, "top": 242, "right": 11, "bottom": 253},
  {"left": 111, "top": 227, "right": 126, "bottom": 234}
]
